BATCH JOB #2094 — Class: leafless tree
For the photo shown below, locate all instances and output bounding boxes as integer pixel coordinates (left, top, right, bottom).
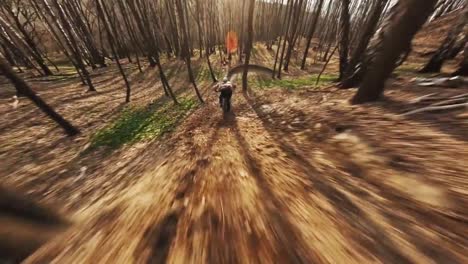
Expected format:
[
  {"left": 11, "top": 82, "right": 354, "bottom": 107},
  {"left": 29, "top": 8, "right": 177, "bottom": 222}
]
[
  {"left": 0, "top": 56, "right": 80, "bottom": 136},
  {"left": 352, "top": 0, "right": 439, "bottom": 104}
]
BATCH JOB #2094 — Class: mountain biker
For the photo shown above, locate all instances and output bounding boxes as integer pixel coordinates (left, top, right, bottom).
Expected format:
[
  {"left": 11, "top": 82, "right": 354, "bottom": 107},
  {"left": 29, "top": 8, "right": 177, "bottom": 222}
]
[{"left": 214, "top": 77, "right": 235, "bottom": 112}]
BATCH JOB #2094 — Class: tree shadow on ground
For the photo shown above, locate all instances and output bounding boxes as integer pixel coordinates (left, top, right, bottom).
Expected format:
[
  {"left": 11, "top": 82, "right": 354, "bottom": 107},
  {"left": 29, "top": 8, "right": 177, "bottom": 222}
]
[
  {"left": 377, "top": 96, "right": 468, "bottom": 142},
  {"left": 241, "top": 92, "right": 460, "bottom": 263},
  {"left": 229, "top": 113, "right": 321, "bottom": 263},
  {"left": 260, "top": 89, "right": 466, "bottom": 260},
  {"left": 139, "top": 112, "right": 225, "bottom": 264},
  {"left": 325, "top": 143, "right": 467, "bottom": 262},
  {"left": 381, "top": 99, "right": 468, "bottom": 142}
]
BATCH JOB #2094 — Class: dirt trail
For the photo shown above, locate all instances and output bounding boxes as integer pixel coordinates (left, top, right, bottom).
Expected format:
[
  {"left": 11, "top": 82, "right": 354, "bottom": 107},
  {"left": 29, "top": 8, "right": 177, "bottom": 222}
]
[
  {"left": 24, "top": 85, "right": 468, "bottom": 263},
  {"left": 3, "top": 13, "right": 467, "bottom": 262}
]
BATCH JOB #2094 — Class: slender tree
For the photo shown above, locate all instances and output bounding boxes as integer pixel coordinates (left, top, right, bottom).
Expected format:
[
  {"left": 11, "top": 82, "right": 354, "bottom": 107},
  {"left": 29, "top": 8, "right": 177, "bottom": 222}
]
[
  {"left": 453, "top": 17, "right": 468, "bottom": 75},
  {"left": 96, "top": 0, "right": 131, "bottom": 103},
  {"left": 243, "top": 0, "right": 256, "bottom": 91},
  {"left": 175, "top": 0, "right": 204, "bottom": 103},
  {"left": 301, "top": 0, "right": 325, "bottom": 69},
  {"left": 338, "top": 0, "right": 351, "bottom": 80},
  {"left": 0, "top": 1, "right": 53, "bottom": 75},
  {"left": 420, "top": 0, "right": 468, "bottom": 73}
]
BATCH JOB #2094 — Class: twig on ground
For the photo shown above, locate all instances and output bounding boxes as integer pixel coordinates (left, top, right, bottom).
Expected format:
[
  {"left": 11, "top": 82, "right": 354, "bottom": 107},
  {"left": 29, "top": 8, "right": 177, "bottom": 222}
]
[
  {"left": 316, "top": 45, "right": 338, "bottom": 86},
  {"left": 409, "top": 92, "right": 438, "bottom": 103},
  {"left": 430, "top": 98, "right": 468, "bottom": 107},
  {"left": 401, "top": 103, "right": 468, "bottom": 116},
  {"left": 450, "top": 92, "right": 468, "bottom": 99}
]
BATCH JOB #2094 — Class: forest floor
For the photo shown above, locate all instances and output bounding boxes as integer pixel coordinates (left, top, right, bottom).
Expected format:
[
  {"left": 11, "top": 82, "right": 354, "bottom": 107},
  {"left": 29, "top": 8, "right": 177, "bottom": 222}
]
[{"left": 1, "top": 15, "right": 468, "bottom": 263}]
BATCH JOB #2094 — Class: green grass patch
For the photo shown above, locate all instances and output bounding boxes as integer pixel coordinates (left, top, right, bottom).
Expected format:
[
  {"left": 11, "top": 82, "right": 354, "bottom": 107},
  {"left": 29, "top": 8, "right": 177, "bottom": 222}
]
[
  {"left": 196, "top": 65, "right": 211, "bottom": 82},
  {"left": 89, "top": 98, "right": 196, "bottom": 150},
  {"left": 165, "top": 66, "right": 179, "bottom": 80},
  {"left": 251, "top": 46, "right": 258, "bottom": 55},
  {"left": 253, "top": 73, "right": 338, "bottom": 90},
  {"left": 394, "top": 64, "right": 439, "bottom": 78},
  {"left": 196, "top": 65, "right": 222, "bottom": 82},
  {"left": 213, "top": 67, "right": 223, "bottom": 80},
  {"left": 394, "top": 64, "right": 422, "bottom": 74},
  {"left": 49, "top": 56, "right": 76, "bottom": 68}
]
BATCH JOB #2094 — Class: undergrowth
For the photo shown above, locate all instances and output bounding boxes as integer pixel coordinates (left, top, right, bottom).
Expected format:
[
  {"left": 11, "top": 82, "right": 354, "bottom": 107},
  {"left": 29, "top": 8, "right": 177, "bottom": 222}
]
[
  {"left": 394, "top": 64, "right": 440, "bottom": 78},
  {"left": 254, "top": 73, "right": 338, "bottom": 90},
  {"left": 89, "top": 98, "right": 196, "bottom": 150},
  {"left": 394, "top": 64, "right": 421, "bottom": 75},
  {"left": 196, "top": 65, "right": 222, "bottom": 82}
]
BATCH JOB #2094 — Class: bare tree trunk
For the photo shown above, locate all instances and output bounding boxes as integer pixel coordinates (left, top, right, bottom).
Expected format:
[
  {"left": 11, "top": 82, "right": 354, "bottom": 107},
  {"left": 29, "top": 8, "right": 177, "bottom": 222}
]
[
  {"left": 0, "top": 31, "right": 42, "bottom": 75},
  {"left": 155, "top": 56, "right": 178, "bottom": 104},
  {"left": 0, "top": 17, "right": 46, "bottom": 76},
  {"left": 0, "top": 7, "right": 53, "bottom": 76},
  {"left": 0, "top": 57, "right": 79, "bottom": 136},
  {"left": 1, "top": 43, "right": 16, "bottom": 66},
  {"left": 316, "top": 45, "right": 339, "bottom": 85},
  {"left": 452, "top": 43, "right": 468, "bottom": 75},
  {"left": 453, "top": 18, "right": 468, "bottom": 76},
  {"left": 272, "top": 0, "right": 289, "bottom": 78},
  {"left": 352, "top": 0, "right": 438, "bottom": 104},
  {"left": 29, "top": 0, "right": 84, "bottom": 84},
  {"left": 243, "top": 0, "right": 256, "bottom": 91},
  {"left": 283, "top": 0, "right": 305, "bottom": 71},
  {"left": 277, "top": 0, "right": 295, "bottom": 78},
  {"left": 339, "top": 0, "right": 350, "bottom": 81},
  {"left": 301, "top": 0, "right": 324, "bottom": 69},
  {"left": 175, "top": 0, "right": 204, "bottom": 103},
  {"left": 239, "top": 0, "right": 247, "bottom": 63},
  {"left": 46, "top": 0, "right": 95, "bottom": 92},
  {"left": 341, "top": 0, "right": 389, "bottom": 88},
  {"left": 420, "top": 1, "right": 468, "bottom": 73},
  {"left": 96, "top": 0, "right": 131, "bottom": 103}
]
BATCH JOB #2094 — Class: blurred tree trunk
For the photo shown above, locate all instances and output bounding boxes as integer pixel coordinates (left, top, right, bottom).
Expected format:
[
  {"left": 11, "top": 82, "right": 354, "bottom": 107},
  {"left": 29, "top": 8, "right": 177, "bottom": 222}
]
[
  {"left": 199, "top": 0, "right": 218, "bottom": 83},
  {"left": 0, "top": 17, "right": 46, "bottom": 76},
  {"left": 0, "top": 5, "right": 53, "bottom": 75},
  {"left": 433, "top": 0, "right": 464, "bottom": 19},
  {"left": 96, "top": 0, "right": 131, "bottom": 103},
  {"left": 452, "top": 43, "right": 468, "bottom": 75},
  {"left": 301, "top": 0, "right": 325, "bottom": 69},
  {"left": 117, "top": 0, "right": 143, "bottom": 72},
  {"left": 352, "top": 0, "right": 438, "bottom": 104},
  {"left": 165, "top": 0, "right": 181, "bottom": 58},
  {"left": 45, "top": 0, "right": 95, "bottom": 91},
  {"left": 239, "top": 0, "right": 247, "bottom": 63},
  {"left": 341, "top": 0, "right": 389, "bottom": 88},
  {"left": 1, "top": 43, "right": 16, "bottom": 66},
  {"left": 338, "top": 0, "right": 350, "bottom": 81},
  {"left": 277, "top": 0, "right": 295, "bottom": 78},
  {"left": 453, "top": 20, "right": 468, "bottom": 75},
  {"left": 283, "top": 0, "right": 305, "bottom": 71},
  {"left": 63, "top": 0, "right": 105, "bottom": 68},
  {"left": 0, "top": 29, "right": 41, "bottom": 75},
  {"left": 420, "top": 1, "right": 468, "bottom": 73},
  {"left": 29, "top": 0, "right": 86, "bottom": 84},
  {"left": 243, "top": 0, "right": 256, "bottom": 91},
  {"left": 175, "top": 0, "right": 204, "bottom": 103},
  {"left": 272, "top": 0, "right": 290, "bottom": 78}
]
